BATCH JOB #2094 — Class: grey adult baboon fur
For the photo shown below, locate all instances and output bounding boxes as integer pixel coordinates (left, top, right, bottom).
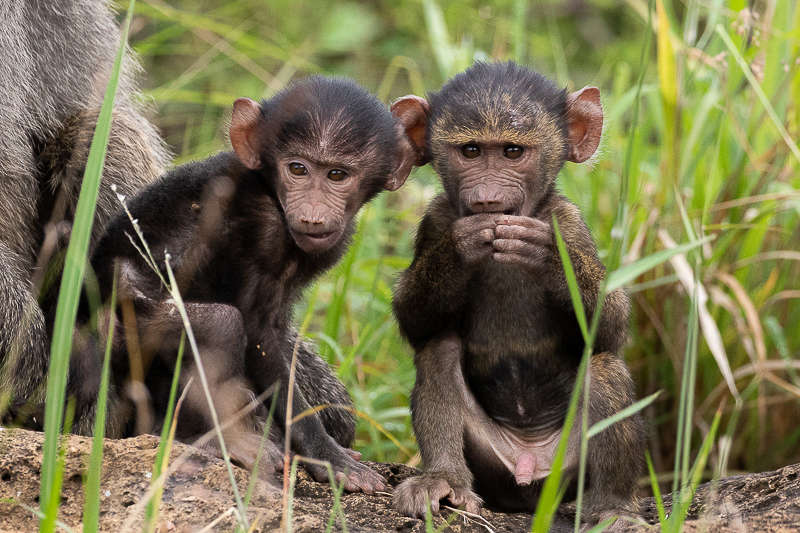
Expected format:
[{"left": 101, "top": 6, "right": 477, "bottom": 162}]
[{"left": 0, "top": 0, "right": 169, "bottom": 425}]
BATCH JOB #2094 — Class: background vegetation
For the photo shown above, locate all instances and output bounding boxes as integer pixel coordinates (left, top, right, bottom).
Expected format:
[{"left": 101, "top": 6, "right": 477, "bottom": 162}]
[{"left": 124, "top": 0, "right": 800, "bottom": 490}]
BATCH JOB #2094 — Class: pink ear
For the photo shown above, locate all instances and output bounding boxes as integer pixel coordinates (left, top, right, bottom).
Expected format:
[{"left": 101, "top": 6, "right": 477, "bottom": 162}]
[
  {"left": 385, "top": 96, "right": 432, "bottom": 191},
  {"left": 230, "top": 98, "right": 264, "bottom": 170},
  {"left": 565, "top": 87, "right": 603, "bottom": 164}
]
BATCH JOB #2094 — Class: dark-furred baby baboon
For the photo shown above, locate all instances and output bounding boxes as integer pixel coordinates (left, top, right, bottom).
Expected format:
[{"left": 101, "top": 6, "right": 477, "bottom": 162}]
[
  {"left": 86, "top": 76, "right": 428, "bottom": 492},
  {"left": 0, "top": 0, "right": 169, "bottom": 429},
  {"left": 391, "top": 62, "right": 644, "bottom": 528}
]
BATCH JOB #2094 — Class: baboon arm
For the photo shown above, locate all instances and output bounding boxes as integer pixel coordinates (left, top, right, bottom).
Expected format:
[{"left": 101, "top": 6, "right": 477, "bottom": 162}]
[
  {"left": 393, "top": 332, "right": 481, "bottom": 517},
  {"left": 582, "top": 351, "right": 644, "bottom": 524},
  {"left": 246, "top": 328, "right": 386, "bottom": 494},
  {"left": 410, "top": 333, "right": 472, "bottom": 480},
  {"left": 393, "top": 200, "right": 472, "bottom": 349},
  {"left": 546, "top": 200, "right": 631, "bottom": 354}
]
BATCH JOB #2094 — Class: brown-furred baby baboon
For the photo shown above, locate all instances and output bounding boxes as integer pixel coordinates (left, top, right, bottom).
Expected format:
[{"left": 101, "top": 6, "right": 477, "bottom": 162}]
[
  {"left": 391, "top": 62, "right": 644, "bottom": 529},
  {"left": 84, "top": 76, "right": 428, "bottom": 493},
  {"left": 0, "top": 0, "right": 169, "bottom": 429}
]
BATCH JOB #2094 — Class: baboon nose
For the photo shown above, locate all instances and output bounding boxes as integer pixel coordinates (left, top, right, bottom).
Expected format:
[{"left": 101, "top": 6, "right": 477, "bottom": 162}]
[
  {"left": 470, "top": 197, "right": 504, "bottom": 213},
  {"left": 473, "top": 199, "right": 500, "bottom": 211},
  {"left": 299, "top": 206, "right": 325, "bottom": 226},
  {"left": 468, "top": 184, "right": 505, "bottom": 213}
]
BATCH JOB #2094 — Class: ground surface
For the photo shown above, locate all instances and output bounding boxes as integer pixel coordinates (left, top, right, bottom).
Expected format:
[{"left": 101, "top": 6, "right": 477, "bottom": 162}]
[{"left": 0, "top": 429, "right": 798, "bottom": 532}]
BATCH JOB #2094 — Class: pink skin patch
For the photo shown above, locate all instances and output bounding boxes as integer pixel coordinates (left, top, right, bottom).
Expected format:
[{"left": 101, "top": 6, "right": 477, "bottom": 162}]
[{"left": 515, "top": 452, "right": 535, "bottom": 486}]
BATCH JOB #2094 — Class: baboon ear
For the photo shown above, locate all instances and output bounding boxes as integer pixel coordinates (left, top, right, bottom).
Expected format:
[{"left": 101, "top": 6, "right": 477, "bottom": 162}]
[
  {"left": 565, "top": 87, "right": 603, "bottom": 164},
  {"left": 384, "top": 95, "right": 432, "bottom": 192},
  {"left": 230, "top": 98, "right": 264, "bottom": 170}
]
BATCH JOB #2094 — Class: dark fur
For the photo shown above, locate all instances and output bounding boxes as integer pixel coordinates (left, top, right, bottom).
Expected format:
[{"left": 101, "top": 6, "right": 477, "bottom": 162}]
[
  {"left": 82, "top": 76, "right": 425, "bottom": 492},
  {"left": 392, "top": 62, "right": 644, "bottom": 527}
]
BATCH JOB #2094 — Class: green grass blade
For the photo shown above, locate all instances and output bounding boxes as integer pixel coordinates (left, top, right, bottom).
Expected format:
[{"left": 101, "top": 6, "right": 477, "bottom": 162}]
[
  {"left": 672, "top": 277, "right": 699, "bottom": 494},
  {"left": 422, "top": 0, "right": 453, "bottom": 80},
  {"left": 610, "top": 0, "right": 654, "bottom": 272},
  {"left": 552, "top": 215, "right": 607, "bottom": 532},
  {"left": 645, "top": 451, "right": 667, "bottom": 524},
  {"left": 531, "top": 351, "right": 589, "bottom": 533},
  {"left": 605, "top": 235, "right": 713, "bottom": 293},
  {"left": 316, "top": 332, "right": 345, "bottom": 365},
  {"left": 39, "top": 2, "right": 135, "bottom": 529},
  {"left": 553, "top": 218, "right": 589, "bottom": 343},
  {"left": 82, "top": 269, "right": 118, "bottom": 533},
  {"left": 320, "top": 222, "right": 363, "bottom": 361},
  {"left": 587, "top": 390, "right": 661, "bottom": 438},
  {"left": 512, "top": 0, "right": 527, "bottom": 64},
  {"left": 716, "top": 24, "right": 800, "bottom": 166},
  {"left": 680, "top": 278, "right": 700, "bottom": 492},
  {"left": 573, "top": 365, "right": 591, "bottom": 532},
  {"left": 144, "top": 332, "right": 186, "bottom": 532},
  {"left": 667, "top": 410, "right": 722, "bottom": 533},
  {"left": 764, "top": 317, "right": 800, "bottom": 386}
]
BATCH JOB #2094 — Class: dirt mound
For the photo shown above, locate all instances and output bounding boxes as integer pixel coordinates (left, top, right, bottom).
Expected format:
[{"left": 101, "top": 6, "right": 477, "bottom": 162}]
[{"left": 0, "top": 429, "right": 797, "bottom": 532}]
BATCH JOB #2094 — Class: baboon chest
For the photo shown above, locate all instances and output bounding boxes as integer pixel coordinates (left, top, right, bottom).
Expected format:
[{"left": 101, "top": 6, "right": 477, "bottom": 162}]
[{"left": 462, "top": 265, "right": 577, "bottom": 430}]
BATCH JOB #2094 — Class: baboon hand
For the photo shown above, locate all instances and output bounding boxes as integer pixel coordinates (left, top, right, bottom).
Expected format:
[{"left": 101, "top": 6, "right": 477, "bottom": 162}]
[
  {"left": 452, "top": 213, "right": 503, "bottom": 267},
  {"left": 303, "top": 447, "right": 386, "bottom": 495},
  {"left": 492, "top": 215, "right": 555, "bottom": 272},
  {"left": 199, "top": 430, "right": 285, "bottom": 482},
  {"left": 582, "top": 507, "right": 641, "bottom": 532},
  {"left": 393, "top": 474, "right": 482, "bottom": 519}
]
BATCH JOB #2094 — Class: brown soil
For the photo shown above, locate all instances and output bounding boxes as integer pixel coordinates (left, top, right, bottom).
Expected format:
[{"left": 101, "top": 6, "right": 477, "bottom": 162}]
[{"left": 0, "top": 429, "right": 798, "bottom": 532}]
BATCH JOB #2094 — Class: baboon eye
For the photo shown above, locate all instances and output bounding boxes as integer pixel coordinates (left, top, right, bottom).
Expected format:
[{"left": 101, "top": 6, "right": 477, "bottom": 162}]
[
  {"left": 461, "top": 144, "right": 481, "bottom": 159},
  {"left": 289, "top": 162, "right": 307, "bottom": 176},
  {"left": 504, "top": 145, "right": 524, "bottom": 159},
  {"left": 328, "top": 169, "right": 348, "bottom": 181}
]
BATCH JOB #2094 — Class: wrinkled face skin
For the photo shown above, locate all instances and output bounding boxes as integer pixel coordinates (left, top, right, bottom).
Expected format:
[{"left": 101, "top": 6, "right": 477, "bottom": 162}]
[
  {"left": 230, "top": 76, "right": 429, "bottom": 256},
  {"left": 426, "top": 62, "right": 578, "bottom": 218},
  {"left": 431, "top": 105, "right": 568, "bottom": 218},
  {"left": 274, "top": 150, "right": 369, "bottom": 254},
  {"left": 445, "top": 140, "right": 545, "bottom": 217}
]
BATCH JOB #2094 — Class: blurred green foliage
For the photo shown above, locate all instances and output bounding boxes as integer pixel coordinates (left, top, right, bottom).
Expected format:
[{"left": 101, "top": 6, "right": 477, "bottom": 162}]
[{"left": 124, "top": 0, "right": 800, "bottom": 486}]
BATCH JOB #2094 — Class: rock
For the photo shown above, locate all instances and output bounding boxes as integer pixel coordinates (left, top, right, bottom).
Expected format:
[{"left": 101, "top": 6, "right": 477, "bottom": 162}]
[
  {"left": 634, "top": 463, "right": 800, "bottom": 533},
  {"left": 0, "top": 428, "right": 798, "bottom": 532}
]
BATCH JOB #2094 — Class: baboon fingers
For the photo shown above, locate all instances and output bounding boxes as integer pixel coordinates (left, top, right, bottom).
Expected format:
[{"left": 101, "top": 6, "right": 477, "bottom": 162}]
[{"left": 312, "top": 460, "right": 386, "bottom": 494}]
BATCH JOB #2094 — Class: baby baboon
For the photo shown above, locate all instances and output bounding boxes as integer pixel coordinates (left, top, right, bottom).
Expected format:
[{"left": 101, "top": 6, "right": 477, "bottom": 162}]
[{"left": 392, "top": 62, "right": 643, "bottom": 528}]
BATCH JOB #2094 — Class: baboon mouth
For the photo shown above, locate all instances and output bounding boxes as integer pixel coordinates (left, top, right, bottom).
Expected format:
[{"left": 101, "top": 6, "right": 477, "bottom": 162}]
[
  {"left": 290, "top": 228, "right": 341, "bottom": 253},
  {"left": 464, "top": 206, "right": 519, "bottom": 216},
  {"left": 304, "top": 231, "right": 335, "bottom": 240}
]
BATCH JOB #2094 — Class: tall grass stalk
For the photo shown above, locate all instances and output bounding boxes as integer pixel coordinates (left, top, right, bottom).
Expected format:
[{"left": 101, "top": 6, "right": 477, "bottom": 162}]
[
  {"left": 512, "top": 0, "right": 527, "bottom": 64},
  {"left": 320, "top": 221, "right": 363, "bottom": 361},
  {"left": 716, "top": 25, "right": 800, "bottom": 165},
  {"left": 610, "top": 0, "right": 655, "bottom": 272},
  {"left": 663, "top": 410, "right": 722, "bottom": 533},
  {"left": 672, "top": 275, "right": 700, "bottom": 494},
  {"left": 535, "top": 221, "right": 695, "bottom": 531},
  {"left": 243, "top": 384, "right": 279, "bottom": 509},
  {"left": 144, "top": 333, "right": 186, "bottom": 533},
  {"left": 82, "top": 270, "right": 118, "bottom": 533},
  {"left": 162, "top": 257, "right": 249, "bottom": 528},
  {"left": 39, "top": 2, "right": 136, "bottom": 530},
  {"left": 281, "top": 297, "right": 318, "bottom": 530},
  {"left": 539, "top": 216, "right": 709, "bottom": 531}
]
